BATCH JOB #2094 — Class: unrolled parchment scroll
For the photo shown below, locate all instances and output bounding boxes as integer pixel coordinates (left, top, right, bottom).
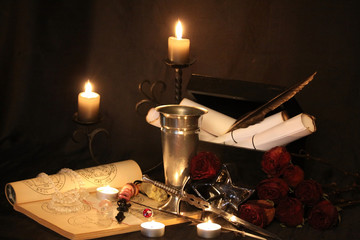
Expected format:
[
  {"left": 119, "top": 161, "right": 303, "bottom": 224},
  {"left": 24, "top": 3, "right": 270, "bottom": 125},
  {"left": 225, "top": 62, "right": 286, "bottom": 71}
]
[{"left": 5, "top": 160, "right": 142, "bottom": 205}]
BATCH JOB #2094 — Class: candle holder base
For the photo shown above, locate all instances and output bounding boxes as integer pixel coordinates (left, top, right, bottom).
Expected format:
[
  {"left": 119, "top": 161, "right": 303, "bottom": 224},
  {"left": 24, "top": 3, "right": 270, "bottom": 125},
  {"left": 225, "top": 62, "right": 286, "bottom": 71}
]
[
  {"left": 72, "top": 112, "right": 109, "bottom": 164},
  {"left": 164, "top": 58, "right": 196, "bottom": 103},
  {"left": 164, "top": 58, "right": 196, "bottom": 69},
  {"left": 73, "top": 112, "right": 102, "bottom": 125}
]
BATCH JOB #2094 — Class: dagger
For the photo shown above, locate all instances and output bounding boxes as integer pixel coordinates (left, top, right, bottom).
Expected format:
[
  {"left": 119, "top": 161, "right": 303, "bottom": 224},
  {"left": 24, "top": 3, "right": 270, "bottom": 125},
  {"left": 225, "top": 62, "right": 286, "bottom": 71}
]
[
  {"left": 131, "top": 199, "right": 267, "bottom": 240},
  {"left": 142, "top": 175, "right": 282, "bottom": 240}
]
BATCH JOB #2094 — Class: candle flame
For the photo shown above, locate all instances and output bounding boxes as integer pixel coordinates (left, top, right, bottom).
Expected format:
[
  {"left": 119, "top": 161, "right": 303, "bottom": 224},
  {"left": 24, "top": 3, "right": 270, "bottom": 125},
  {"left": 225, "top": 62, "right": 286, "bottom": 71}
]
[
  {"left": 175, "top": 20, "right": 183, "bottom": 39},
  {"left": 85, "top": 80, "right": 93, "bottom": 93}
]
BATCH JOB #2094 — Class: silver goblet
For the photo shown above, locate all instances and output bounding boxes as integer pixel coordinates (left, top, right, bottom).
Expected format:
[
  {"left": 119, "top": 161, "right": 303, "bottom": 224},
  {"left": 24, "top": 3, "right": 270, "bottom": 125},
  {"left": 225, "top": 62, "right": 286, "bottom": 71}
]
[{"left": 155, "top": 104, "right": 207, "bottom": 214}]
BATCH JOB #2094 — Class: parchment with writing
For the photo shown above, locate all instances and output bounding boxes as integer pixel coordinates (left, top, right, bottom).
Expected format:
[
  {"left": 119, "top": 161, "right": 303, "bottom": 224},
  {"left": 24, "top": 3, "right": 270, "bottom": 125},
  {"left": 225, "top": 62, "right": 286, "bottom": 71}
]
[
  {"left": 5, "top": 160, "right": 196, "bottom": 239},
  {"left": 13, "top": 193, "right": 193, "bottom": 240},
  {"left": 5, "top": 160, "right": 142, "bottom": 205}
]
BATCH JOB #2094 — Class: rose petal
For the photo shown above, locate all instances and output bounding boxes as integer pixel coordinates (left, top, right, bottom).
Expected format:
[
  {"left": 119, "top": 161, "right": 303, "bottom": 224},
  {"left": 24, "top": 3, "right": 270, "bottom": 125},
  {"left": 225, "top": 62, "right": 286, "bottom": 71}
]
[
  {"left": 261, "top": 146, "right": 291, "bottom": 177},
  {"left": 276, "top": 197, "right": 304, "bottom": 227},
  {"left": 308, "top": 200, "right": 339, "bottom": 230}
]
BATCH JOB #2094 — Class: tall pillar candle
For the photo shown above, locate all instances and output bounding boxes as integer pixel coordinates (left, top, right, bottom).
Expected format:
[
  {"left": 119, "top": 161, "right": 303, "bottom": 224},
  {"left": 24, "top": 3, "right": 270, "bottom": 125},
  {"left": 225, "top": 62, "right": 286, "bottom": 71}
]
[
  {"left": 78, "top": 80, "right": 100, "bottom": 123},
  {"left": 168, "top": 20, "right": 190, "bottom": 64}
]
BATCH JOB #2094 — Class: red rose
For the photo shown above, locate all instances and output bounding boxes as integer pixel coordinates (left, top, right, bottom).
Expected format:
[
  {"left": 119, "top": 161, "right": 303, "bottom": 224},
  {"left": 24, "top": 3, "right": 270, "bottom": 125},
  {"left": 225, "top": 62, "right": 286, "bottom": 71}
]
[
  {"left": 276, "top": 197, "right": 304, "bottom": 227},
  {"left": 256, "top": 178, "right": 289, "bottom": 205},
  {"left": 238, "top": 200, "right": 275, "bottom": 228},
  {"left": 308, "top": 200, "right": 339, "bottom": 230},
  {"left": 295, "top": 179, "right": 323, "bottom": 206},
  {"left": 190, "top": 152, "right": 221, "bottom": 180},
  {"left": 282, "top": 165, "right": 304, "bottom": 188},
  {"left": 261, "top": 146, "right": 291, "bottom": 177}
]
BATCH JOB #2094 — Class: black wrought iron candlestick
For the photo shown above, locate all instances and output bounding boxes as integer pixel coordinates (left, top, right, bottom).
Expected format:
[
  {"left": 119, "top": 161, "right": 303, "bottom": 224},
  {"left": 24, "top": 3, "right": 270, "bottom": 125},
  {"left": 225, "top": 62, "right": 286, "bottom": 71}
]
[
  {"left": 135, "top": 80, "right": 167, "bottom": 115},
  {"left": 72, "top": 112, "right": 109, "bottom": 164},
  {"left": 164, "top": 58, "right": 196, "bottom": 103}
]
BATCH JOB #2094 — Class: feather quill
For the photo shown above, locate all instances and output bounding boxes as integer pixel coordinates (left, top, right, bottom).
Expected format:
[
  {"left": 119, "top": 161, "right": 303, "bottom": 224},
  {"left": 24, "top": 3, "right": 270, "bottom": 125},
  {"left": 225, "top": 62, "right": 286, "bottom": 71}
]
[{"left": 226, "top": 72, "right": 317, "bottom": 132}]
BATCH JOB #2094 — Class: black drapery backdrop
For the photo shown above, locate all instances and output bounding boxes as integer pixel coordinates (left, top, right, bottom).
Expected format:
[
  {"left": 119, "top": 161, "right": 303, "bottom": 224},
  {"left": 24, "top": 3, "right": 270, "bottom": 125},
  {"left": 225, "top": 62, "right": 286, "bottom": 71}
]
[{"left": 0, "top": 0, "right": 359, "bottom": 239}]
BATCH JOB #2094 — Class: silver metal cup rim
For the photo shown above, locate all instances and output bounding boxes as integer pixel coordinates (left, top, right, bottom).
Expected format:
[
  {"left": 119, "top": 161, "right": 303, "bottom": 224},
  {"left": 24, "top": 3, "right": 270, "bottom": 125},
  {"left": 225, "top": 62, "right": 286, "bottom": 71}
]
[{"left": 155, "top": 104, "right": 208, "bottom": 117}]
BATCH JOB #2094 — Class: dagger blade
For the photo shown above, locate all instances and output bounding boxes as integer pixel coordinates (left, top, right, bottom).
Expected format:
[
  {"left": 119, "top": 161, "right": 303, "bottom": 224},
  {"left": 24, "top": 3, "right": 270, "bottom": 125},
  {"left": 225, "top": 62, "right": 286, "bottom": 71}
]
[
  {"left": 131, "top": 200, "right": 266, "bottom": 240},
  {"left": 182, "top": 192, "right": 281, "bottom": 240},
  {"left": 142, "top": 175, "right": 282, "bottom": 240}
]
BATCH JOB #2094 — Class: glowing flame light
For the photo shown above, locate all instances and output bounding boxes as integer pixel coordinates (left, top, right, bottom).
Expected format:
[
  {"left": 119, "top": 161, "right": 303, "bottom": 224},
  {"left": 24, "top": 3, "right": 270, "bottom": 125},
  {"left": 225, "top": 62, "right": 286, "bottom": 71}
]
[
  {"left": 175, "top": 20, "right": 183, "bottom": 39},
  {"left": 85, "top": 80, "right": 93, "bottom": 93}
]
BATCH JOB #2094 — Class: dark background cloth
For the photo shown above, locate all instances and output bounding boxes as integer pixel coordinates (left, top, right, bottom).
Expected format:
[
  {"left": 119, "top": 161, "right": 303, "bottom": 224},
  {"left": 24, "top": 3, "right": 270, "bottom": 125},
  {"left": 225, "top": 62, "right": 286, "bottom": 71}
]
[{"left": 0, "top": 0, "right": 359, "bottom": 239}]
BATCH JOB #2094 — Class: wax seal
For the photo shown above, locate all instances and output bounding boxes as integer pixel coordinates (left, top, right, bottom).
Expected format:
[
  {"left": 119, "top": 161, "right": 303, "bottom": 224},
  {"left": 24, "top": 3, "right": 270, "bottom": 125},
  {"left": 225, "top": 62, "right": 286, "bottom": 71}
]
[{"left": 143, "top": 208, "right": 153, "bottom": 218}]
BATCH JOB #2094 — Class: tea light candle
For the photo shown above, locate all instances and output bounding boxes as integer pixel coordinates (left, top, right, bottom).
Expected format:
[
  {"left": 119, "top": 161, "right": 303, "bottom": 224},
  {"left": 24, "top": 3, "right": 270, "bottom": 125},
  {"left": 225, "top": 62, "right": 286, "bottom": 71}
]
[
  {"left": 168, "top": 20, "right": 190, "bottom": 64},
  {"left": 197, "top": 222, "right": 221, "bottom": 238},
  {"left": 78, "top": 80, "right": 100, "bottom": 123},
  {"left": 140, "top": 221, "right": 165, "bottom": 237},
  {"left": 96, "top": 186, "right": 119, "bottom": 201}
]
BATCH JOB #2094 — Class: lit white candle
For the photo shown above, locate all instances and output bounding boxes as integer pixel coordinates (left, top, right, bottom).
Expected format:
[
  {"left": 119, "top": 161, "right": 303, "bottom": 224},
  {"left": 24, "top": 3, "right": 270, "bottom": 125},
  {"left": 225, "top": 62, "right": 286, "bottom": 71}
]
[
  {"left": 96, "top": 186, "right": 119, "bottom": 201},
  {"left": 140, "top": 221, "right": 165, "bottom": 237},
  {"left": 197, "top": 221, "right": 221, "bottom": 238},
  {"left": 78, "top": 80, "right": 100, "bottom": 123},
  {"left": 168, "top": 20, "right": 190, "bottom": 64}
]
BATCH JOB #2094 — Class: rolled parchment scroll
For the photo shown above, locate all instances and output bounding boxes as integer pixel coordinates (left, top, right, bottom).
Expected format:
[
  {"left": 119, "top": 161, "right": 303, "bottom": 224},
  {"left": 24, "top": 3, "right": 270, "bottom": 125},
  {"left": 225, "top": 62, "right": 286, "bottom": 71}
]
[
  {"left": 210, "top": 111, "right": 288, "bottom": 145},
  {"left": 180, "top": 98, "right": 236, "bottom": 136},
  {"left": 234, "top": 113, "right": 316, "bottom": 151}
]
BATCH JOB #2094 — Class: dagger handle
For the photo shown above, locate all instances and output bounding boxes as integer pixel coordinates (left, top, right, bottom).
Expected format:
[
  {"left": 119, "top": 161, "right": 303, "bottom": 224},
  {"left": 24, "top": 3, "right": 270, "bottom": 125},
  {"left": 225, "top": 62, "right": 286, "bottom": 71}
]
[{"left": 142, "top": 174, "right": 179, "bottom": 195}]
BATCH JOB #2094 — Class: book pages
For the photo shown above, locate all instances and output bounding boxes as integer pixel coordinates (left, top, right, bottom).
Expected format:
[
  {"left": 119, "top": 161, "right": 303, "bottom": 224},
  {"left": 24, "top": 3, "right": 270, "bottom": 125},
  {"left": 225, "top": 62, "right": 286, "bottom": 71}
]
[
  {"left": 13, "top": 193, "right": 194, "bottom": 240},
  {"left": 5, "top": 160, "right": 196, "bottom": 239}
]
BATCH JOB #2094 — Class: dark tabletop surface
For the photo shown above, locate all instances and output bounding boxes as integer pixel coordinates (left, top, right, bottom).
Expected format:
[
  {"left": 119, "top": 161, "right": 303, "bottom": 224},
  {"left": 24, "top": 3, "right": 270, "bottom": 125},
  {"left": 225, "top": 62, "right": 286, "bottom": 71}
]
[
  {"left": 1, "top": 142, "right": 360, "bottom": 240},
  {"left": 1, "top": 203, "right": 360, "bottom": 240}
]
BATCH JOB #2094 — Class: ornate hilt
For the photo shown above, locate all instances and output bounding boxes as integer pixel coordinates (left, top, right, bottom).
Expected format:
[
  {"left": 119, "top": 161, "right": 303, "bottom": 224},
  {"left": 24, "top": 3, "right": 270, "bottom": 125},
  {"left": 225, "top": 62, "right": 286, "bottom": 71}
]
[
  {"left": 142, "top": 175, "right": 211, "bottom": 211},
  {"left": 142, "top": 174, "right": 197, "bottom": 214},
  {"left": 142, "top": 174, "right": 180, "bottom": 195}
]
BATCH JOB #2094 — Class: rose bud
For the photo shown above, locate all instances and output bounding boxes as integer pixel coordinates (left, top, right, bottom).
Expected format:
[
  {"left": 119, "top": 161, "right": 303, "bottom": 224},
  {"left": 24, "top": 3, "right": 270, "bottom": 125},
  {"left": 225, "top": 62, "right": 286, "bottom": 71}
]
[
  {"left": 190, "top": 152, "right": 221, "bottom": 180},
  {"left": 308, "top": 200, "right": 339, "bottom": 230},
  {"left": 256, "top": 178, "right": 289, "bottom": 205},
  {"left": 261, "top": 146, "right": 291, "bottom": 177},
  {"left": 238, "top": 200, "right": 275, "bottom": 228},
  {"left": 295, "top": 179, "right": 323, "bottom": 206},
  {"left": 282, "top": 165, "right": 304, "bottom": 188},
  {"left": 276, "top": 197, "right": 304, "bottom": 227}
]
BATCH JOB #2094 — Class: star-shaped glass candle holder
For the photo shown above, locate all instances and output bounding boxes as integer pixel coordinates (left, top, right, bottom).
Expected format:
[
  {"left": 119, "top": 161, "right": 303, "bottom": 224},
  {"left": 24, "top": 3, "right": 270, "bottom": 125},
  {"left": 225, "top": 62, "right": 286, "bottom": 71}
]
[{"left": 191, "top": 165, "right": 254, "bottom": 212}]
